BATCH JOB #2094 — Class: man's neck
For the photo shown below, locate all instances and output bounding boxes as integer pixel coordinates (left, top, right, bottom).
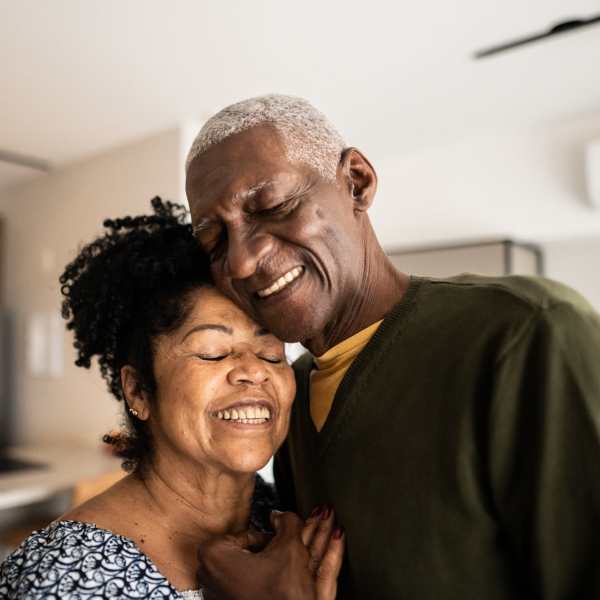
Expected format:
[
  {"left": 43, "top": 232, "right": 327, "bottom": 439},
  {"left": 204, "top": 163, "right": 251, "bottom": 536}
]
[{"left": 305, "top": 253, "right": 410, "bottom": 357}]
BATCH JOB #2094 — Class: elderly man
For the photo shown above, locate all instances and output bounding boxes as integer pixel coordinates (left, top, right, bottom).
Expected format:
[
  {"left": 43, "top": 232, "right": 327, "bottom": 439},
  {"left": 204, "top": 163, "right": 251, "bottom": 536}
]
[{"left": 185, "top": 95, "right": 600, "bottom": 599}]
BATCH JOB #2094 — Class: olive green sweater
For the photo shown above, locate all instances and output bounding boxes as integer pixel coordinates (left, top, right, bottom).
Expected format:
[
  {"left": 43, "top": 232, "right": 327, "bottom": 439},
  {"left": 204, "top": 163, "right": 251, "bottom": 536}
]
[{"left": 274, "top": 275, "right": 600, "bottom": 600}]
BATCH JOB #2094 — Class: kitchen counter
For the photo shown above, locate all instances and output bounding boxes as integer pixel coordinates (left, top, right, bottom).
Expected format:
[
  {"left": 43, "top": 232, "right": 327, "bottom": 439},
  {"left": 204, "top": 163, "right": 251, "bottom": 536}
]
[{"left": 0, "top": 444, "right": 121, "bottom": 511}]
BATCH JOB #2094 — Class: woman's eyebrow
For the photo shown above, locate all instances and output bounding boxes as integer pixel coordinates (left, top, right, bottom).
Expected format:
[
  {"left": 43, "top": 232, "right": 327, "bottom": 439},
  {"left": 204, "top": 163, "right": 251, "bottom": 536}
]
[{"left": 182, "top": 323, "right": 233, "bottom": 341}]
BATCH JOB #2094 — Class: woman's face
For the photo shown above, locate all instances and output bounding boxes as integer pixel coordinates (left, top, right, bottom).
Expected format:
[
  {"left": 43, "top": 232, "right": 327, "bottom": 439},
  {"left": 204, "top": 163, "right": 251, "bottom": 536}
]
[{"left": 147, "top": 286, "right": 295, "bottom": 475}]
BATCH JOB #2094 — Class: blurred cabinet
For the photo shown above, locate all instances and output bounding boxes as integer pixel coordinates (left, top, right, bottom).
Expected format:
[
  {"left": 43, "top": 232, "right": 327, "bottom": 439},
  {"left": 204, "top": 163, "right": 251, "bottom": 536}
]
[{"left": 388, "top": 239, "right": 544, "bottom": 278}]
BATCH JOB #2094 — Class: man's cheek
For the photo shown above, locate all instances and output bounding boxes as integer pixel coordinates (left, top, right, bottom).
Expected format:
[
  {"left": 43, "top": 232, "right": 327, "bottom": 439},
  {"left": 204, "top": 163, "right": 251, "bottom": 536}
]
[
  {"left": 210, "top": 266, "right": 229, "bottom": 293},
  {"left": 225, "top": 280, "right": 254, "bottom": 312}
]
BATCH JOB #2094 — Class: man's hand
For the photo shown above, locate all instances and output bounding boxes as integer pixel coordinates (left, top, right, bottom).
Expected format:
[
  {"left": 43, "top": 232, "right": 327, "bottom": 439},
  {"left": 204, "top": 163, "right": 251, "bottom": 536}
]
[{"left": 197, "top": 509, "right": 344, "bottom": 600}]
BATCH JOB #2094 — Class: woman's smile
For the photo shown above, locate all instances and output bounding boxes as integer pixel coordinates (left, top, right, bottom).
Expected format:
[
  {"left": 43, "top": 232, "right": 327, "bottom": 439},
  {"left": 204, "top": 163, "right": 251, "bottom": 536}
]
[
  {"left": 210, "top": 399, "right": 276, "bottom": 431},
  {"left": 148, "top": 285, "right": 295, "bottom": 475}
]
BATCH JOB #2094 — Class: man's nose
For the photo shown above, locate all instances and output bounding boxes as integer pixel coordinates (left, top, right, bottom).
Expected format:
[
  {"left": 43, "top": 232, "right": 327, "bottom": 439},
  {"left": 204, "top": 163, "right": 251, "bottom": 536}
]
[
  {"left": 227, "top": 353, "right": 270, "bottom": 386},
  {"left": 226, "top": 228, "right": 274, "bottom": 280}
]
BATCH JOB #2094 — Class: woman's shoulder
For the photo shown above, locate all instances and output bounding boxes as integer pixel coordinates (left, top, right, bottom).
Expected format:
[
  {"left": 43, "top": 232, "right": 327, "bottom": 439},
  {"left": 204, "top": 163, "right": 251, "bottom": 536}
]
[{"left": 0, "top": 520, "right": 180, "bottom": 599}]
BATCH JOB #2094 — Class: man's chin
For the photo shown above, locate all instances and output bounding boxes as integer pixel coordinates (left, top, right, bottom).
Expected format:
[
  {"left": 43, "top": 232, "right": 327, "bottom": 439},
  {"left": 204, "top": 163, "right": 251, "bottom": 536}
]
[
  {"left": 264, "top": 322, "right": 310, "bottom": 344},
  {"left": 242, "top": 284, "right": 328, "bottom": 344},
  {"left": 253, "top": 310, "right": 318, "bottom": 345}
]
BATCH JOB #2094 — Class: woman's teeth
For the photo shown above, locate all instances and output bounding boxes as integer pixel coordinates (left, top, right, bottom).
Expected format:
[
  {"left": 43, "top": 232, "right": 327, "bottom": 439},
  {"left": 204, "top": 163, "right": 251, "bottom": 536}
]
[
  {"left": 257, "top": 267, "right": 303, "bottom": 298},
  {"left": 216, "top": 406, "right": 272, "bottom": 424}
]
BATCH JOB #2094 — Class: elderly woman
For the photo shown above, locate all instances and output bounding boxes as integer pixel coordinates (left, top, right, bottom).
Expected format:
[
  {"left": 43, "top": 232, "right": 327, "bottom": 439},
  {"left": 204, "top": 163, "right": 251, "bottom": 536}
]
[{"left": 0, "top": 198, "right": 343, "bottom": 599}]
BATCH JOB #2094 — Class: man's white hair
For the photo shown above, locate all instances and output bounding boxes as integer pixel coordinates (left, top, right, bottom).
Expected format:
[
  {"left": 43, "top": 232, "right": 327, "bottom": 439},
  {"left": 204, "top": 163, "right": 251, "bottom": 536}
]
[{"left": 185, "top": 94, "right": 347, "bottom": 182}]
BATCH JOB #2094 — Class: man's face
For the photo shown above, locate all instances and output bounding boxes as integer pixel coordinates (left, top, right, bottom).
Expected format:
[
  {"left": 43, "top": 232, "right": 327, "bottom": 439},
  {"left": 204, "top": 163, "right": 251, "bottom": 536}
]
[{"left": 186, "top": 125, "right": 364, "bottom": 343}]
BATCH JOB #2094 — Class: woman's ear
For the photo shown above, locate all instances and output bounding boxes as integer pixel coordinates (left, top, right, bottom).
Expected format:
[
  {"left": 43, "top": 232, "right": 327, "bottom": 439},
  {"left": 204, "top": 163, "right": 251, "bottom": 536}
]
[
  {"left": 121, "top": 365, "right": 150, "bottom": 420},
  {"left": 338, "top": 147, "right": 378, "bottom": 212}
]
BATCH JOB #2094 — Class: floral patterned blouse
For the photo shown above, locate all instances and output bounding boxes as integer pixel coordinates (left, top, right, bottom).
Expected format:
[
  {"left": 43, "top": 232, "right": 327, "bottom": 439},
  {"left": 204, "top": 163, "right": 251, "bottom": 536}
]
[{"left": 0, "top": 520, "right": 204, "bottom": 599}]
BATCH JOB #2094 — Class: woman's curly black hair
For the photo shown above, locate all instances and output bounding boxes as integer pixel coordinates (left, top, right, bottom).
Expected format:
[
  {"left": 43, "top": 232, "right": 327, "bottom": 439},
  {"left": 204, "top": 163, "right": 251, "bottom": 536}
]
[{"left": 60, "top": 197, "right": 212, "bottom": 472}]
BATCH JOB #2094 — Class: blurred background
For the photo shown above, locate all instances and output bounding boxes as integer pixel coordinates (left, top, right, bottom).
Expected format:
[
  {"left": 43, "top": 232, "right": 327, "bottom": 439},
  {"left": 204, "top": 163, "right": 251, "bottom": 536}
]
[{"left": 1, "top": 0, "right": 599, "bottom": 554}]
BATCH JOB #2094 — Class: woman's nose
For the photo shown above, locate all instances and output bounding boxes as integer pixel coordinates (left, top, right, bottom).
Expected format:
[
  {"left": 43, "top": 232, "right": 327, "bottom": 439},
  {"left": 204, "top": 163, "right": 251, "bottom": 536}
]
[{"left": 227, "top": 353, "right": 269, "bottom": 386}]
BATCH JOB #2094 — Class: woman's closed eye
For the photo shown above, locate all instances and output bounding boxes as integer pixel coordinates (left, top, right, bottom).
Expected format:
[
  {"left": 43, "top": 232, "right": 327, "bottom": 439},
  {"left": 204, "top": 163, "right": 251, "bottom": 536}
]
[
  {"left": 196, "top": 353, "right": 229, "bottom": 361},
  {"left": 259, "top": 355, "right": 284, "bottom": 364}
]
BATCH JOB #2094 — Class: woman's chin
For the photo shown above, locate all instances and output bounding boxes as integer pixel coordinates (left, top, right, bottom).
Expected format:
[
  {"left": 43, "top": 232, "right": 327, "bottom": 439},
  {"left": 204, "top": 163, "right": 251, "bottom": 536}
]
[{"left": 224, "top": 449, "right": 274, "bottom": 475}]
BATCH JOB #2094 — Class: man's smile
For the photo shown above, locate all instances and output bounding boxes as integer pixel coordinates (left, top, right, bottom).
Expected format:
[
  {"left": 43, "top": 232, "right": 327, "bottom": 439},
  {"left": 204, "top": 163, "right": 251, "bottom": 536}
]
[{"left": 256, "top": 266, "right": 305, "bottom": 299}]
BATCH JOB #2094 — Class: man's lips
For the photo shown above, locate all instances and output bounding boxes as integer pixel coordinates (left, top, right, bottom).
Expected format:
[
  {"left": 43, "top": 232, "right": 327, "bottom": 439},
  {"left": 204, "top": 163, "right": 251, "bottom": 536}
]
[{"left": 254, "top": 266, "right": 304, "bottom": 299}]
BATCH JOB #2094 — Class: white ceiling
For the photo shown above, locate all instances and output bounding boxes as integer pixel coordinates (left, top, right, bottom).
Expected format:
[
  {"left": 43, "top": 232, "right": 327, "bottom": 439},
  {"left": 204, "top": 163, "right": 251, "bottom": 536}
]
[{"left": 1, "top": 0, "right": 599, "bottom": 190}]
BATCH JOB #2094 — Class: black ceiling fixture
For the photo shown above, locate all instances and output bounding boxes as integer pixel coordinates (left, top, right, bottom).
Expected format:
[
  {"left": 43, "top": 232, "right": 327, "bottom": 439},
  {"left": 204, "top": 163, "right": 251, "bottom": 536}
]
[
  {"left": 474, "top": 13, "right": 600, "bottom": 59},
  {"left": 0, "top": 149, "right": 51, "bottom": 172}
]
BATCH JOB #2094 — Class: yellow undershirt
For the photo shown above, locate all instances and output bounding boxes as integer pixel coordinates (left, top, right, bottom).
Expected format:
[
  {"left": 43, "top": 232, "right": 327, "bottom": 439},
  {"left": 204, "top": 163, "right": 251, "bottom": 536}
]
[{"left": 310, "top": 320, "right": 383, "bottom": 432}]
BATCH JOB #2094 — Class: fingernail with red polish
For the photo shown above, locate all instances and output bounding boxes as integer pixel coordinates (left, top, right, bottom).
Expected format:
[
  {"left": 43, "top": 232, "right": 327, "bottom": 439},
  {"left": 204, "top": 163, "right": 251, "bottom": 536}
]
[
  {"left": 309, "top": 505, "right": 322, "bottom": 518},
  {"left": 333, "top": 526, "right": 344, "bottom": 539},
  {"left": 322, "top": 505, "right": 333, "bottom": 519}
]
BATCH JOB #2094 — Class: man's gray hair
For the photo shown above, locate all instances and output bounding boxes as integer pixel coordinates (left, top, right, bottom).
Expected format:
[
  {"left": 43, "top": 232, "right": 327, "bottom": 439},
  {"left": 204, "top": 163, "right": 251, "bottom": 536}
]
[{"left": 185, "top": 94, "right": 347, "bottom": 182}]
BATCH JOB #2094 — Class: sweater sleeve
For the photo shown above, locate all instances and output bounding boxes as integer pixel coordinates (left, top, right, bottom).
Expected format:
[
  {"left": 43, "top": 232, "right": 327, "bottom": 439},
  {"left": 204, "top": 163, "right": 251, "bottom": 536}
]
[{"left": 489, "top": 301, "right": 600, "bottom": 599}]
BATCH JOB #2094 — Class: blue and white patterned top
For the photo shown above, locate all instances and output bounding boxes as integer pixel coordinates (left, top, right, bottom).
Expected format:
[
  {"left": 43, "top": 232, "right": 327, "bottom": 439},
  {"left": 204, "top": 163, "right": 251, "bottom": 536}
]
[{"left": 0, "top": 520, "right": 204, "bottom": 599}]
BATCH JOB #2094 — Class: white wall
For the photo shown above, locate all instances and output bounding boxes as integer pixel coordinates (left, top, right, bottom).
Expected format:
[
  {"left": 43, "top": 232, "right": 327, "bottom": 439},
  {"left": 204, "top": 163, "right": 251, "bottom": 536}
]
[
  {"left": 0, "top": 129, "right": 183, "bottom": 446},
  {"left": 543, "top": 237, "right": 600, "bottom": 312},
  {"left": 371, "top": 112, "right": 600, "bottom": 249}
]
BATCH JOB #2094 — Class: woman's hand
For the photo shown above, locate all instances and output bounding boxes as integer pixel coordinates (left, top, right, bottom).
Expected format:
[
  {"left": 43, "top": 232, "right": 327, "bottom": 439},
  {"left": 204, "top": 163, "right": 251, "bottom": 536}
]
[
  {"left": 197, "top": 509, "right": 344, "bottom": 600},
  {"left": 301, "top": 506, "right": 345, "bottom": 600}
]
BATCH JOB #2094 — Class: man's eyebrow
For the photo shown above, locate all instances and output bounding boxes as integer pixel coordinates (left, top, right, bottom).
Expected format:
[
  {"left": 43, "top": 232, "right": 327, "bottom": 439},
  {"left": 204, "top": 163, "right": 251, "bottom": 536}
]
[
  {"left": 246, "top": 180, "right": 272, "bottom": 197},
  {"left": 191, "top": 182, "right": 275, "bottom": 233},
  {"left": 192, "top": 218, "right": 218, "bottom": 235},
  {"left": 182, "top": 323, "right": 233, "bottom": 341},
  {"left": 233, "top": 180, "right": 276, "bottom": 204}
]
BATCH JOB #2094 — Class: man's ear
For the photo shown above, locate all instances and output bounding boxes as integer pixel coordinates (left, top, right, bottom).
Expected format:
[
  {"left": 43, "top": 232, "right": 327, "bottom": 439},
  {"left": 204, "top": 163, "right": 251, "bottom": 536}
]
[
  {"left": 121, "top": 365, "right": 150, "bottom": 420},
  {"left": 338, "top": 147, "right": 378, "bottom": 212}
]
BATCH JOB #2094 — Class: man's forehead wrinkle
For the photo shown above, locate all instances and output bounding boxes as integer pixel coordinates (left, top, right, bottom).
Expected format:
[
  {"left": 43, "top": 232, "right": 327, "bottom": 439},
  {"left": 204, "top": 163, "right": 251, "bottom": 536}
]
[
  {"left": 188, "top": 165, "right": 231, "bottom": 225},
  {"left": 192, "top": 187, "right": 253, "bottom": 232},
  {"left": 190, "top": 164, "right": 229, "bottom": 196},
  {"left": 190, "top": 175, "right": 247, "bottom": 226}
]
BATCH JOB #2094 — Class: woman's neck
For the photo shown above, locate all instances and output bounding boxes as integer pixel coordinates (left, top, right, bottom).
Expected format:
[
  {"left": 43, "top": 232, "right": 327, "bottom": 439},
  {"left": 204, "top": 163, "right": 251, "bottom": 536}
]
[
  {"left": 139, "top": 457, "right": 256, "bottom": 544},
  {"left": 132, "top": 457, "right": 256, "bottom": 590}
]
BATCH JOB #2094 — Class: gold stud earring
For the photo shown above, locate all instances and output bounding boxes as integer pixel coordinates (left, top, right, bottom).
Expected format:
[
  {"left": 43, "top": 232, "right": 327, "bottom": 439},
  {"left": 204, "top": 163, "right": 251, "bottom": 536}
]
[{"left": 129, "top": 407, "right": 139, "bottom": 418}]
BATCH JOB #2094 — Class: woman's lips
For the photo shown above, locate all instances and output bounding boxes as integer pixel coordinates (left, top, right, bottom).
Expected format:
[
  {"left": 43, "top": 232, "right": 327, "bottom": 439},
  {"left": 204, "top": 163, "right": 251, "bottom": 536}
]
[{"left": 210, "top": 400, "right": 275, "bottom": 427}]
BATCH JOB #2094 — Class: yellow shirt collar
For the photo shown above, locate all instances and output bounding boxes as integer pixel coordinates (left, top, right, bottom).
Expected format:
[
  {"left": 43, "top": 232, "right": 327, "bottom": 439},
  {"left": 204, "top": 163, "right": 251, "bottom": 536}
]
[{"left": 314, "top": 320, "right": 384, "bottom": 371}]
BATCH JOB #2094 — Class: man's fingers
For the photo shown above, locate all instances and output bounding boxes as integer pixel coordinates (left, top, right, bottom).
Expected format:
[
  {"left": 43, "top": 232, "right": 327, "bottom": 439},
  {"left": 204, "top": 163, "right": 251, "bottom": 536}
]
[
  {"left": 196, "top": 533, "right": 271, "bottom": 600},
  {"left": 201, "top": 529, "right": 272, "bottom": 553},
  {"left": 196, "top": 513, "right": 334, "bottom": 600},
  {"left": 243, "top": 529, "right": 273, "bottom": 551},
  {"left": 197, "top": 527, "right": 271, "bottom": 583},
  {"left": 269, "top": 510, "right": 305, "bottom": 542},
  {"left": 316, "top": 527, "right": 345, "bottom": 600}
]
